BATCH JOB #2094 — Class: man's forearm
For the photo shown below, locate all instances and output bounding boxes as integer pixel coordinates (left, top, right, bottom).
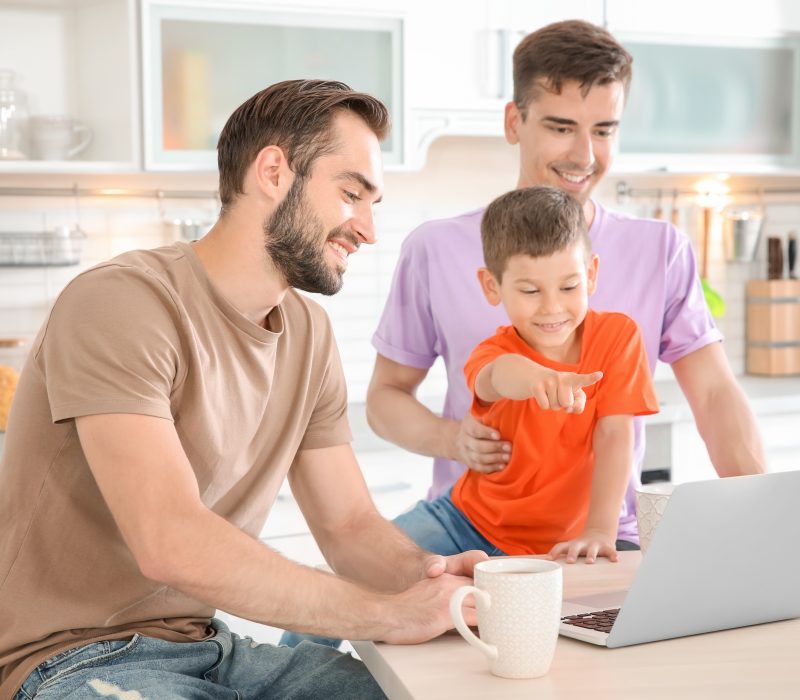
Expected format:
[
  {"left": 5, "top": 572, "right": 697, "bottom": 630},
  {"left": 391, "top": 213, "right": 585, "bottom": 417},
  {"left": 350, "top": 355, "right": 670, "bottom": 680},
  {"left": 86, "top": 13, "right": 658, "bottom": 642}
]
[
  {"left": 147, "top": 505, "right": 403, "bottom": 640},
  {"left": 673, "top": 344, "right": 765, "bottom": 477},
  {"left": 316, "top": 506, "right": 431, "bottom": 593},
  {"left": 367, "top": 382, "right": 460, "bottom": 461},
  {"left": 694, "top": 381, "right": 765, "bottom": 476}
]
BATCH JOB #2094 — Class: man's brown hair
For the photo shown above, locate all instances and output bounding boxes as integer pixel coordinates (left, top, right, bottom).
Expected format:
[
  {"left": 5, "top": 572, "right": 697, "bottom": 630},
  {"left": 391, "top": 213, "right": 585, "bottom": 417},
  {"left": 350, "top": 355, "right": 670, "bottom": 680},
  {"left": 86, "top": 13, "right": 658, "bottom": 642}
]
[
  {"left": 481, "top": 186, "right": 589, "bottom": 280},
  {"left": 217, "top": 79, "right": 390, "bottom": 211},
  {"left": 513, "top": 20, "right": 633, "bottom": 110}
]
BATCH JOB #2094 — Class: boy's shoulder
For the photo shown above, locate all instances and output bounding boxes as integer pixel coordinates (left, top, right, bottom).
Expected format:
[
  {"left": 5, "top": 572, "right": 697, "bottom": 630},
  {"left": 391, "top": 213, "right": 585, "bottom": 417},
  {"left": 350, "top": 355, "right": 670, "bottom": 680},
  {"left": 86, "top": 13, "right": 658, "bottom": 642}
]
[{"left": 587, "top": 309, "right": 640, "bottom": 336}]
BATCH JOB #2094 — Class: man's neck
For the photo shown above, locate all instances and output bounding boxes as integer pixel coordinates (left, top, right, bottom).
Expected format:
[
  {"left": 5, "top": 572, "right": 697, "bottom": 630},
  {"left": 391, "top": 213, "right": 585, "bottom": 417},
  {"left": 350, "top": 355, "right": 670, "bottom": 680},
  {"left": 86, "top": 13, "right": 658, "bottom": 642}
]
[{"left": 192, "top": 209, "right": 288, "bottom": 328}]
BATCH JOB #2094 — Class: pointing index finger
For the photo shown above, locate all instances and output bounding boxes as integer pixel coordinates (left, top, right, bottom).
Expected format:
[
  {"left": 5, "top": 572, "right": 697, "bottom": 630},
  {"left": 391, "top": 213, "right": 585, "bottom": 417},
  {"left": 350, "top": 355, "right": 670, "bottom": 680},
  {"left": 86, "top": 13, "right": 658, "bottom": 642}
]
[{"left": 573, "top": 370, "right": 603, "bottom": 389}]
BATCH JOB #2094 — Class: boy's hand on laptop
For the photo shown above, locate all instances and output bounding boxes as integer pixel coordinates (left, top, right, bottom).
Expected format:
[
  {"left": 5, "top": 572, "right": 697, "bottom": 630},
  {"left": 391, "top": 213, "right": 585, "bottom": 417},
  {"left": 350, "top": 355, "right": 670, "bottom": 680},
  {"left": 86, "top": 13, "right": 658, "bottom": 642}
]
[{"left": 547, "top": 529, "right": 619, "bottom": 564}]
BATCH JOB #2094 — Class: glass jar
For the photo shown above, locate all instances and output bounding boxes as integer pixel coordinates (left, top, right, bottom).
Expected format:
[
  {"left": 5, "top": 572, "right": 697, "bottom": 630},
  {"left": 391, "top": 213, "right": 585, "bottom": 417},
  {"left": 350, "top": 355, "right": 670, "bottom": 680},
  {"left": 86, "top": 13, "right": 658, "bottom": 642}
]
[
  {"left": 0, "top": 338, "right": 28, "bottom": 432},
  {"left": 0, "top": 69, "right": 30, "bottom": 160}
]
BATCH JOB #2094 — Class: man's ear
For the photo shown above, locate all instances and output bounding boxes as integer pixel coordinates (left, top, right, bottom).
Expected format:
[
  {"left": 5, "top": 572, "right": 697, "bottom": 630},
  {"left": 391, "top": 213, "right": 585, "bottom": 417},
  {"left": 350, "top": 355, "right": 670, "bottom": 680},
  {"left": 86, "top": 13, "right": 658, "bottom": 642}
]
[
  {"left": 587, "top": 253, "right": 600, "bottom": 296},
  {"left": 252, "top": 145, "right": 292, "bottom": 201},
  {"left": 504, "top": 101, "right": 521, "bottom": 145},
  {"left": 477, "top": 267, "right": 503, "bottom": 306}
]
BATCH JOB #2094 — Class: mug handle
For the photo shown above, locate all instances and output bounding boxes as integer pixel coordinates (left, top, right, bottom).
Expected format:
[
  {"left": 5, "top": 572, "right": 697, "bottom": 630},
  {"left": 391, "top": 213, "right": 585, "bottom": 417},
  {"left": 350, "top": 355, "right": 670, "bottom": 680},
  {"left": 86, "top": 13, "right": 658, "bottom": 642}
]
[
  {"left": 67, "top": 123, "right": 93, "bottom": 159},
  {"left": 449, "top": 585, "right": 498, "bottom": 661}
]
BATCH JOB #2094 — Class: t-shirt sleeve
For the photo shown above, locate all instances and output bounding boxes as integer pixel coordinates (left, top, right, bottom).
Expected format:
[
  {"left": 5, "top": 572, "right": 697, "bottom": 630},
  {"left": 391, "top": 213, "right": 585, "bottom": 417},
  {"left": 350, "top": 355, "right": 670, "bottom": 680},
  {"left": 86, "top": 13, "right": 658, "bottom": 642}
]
[
  {"left": 659, "top": 226, "right": 723, "bottom": 363},
  {"left": 299, "top": 313, "right": 352, "bottom": 450},
  {"left": 464, "top": 333, "right": 508, "bottom": 419},
  {"left": 371, "top": 230, "right": 439, "bottom": 369},
  {"left": 596, "top": 317, "right": 660, "bottom": 418},
  {"left": 35, "top": 265, "right": 183, "bottom": 423}
]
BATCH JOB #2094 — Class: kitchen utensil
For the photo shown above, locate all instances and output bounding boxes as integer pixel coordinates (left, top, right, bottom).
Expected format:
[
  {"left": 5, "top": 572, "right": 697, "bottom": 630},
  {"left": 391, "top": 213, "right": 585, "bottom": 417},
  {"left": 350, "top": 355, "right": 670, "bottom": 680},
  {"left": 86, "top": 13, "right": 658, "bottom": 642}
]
[
  {"left": 0, "top": 69, "right": 29, "bottom": 159},
  {"left": 670, "top": 190, "right": 680, "bottom": 227},
  {"left": 722, "top": 207, "right": 764, "bottom": 262},
  {"left": 700, "top": 208, "right": 726, "bottom": 317},
  {"left": 653, "top": 189, "right": 663, "bottom": 220},
  {"left": 767, "top": 237, "right": 784, "bottom": 280},
  {"left": 29, "top": 115, "right": 92, "bottom": 160},
  {"left": 789, "top": 232, "right": 797, "bottom": 279}
]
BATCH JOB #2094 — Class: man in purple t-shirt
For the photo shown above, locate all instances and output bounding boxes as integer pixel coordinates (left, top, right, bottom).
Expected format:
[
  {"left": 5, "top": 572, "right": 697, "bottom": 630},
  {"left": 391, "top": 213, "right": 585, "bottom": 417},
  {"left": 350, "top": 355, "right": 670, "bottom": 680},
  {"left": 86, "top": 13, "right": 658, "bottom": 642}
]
[{"left": 368, "top": 20, "right": 765, "bottom": 548}]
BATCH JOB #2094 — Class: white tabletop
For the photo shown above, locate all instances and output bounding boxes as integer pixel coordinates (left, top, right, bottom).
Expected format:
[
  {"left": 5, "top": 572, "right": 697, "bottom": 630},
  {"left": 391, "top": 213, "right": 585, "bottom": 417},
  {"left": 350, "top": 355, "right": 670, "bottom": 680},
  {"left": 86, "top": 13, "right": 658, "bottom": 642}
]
[{"left": 352, "top": 552, "right": 800, "bottom": 700}]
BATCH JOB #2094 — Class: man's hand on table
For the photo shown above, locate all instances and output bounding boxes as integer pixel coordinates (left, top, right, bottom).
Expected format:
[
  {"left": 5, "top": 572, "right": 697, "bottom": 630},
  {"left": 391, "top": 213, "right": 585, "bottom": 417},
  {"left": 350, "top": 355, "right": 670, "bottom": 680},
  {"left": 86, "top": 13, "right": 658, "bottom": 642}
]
[{"left": 378, "top": 550, "right": 487, "bottom": 645}]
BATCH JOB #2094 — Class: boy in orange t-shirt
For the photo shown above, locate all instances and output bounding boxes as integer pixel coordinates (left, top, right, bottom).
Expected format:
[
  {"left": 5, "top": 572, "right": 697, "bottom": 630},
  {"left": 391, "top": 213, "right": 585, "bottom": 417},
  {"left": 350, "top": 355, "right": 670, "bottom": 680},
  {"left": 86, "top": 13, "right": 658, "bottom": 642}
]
[{"left": 393, "top": 186, "right": 659, "bottom": 563}]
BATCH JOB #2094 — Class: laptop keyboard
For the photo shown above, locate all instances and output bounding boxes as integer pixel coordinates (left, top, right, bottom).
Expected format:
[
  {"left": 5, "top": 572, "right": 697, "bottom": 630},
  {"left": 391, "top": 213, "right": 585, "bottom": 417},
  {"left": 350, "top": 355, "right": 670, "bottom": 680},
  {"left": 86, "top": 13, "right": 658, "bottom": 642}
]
[{"left": 561, "top": 608, "right": 620, "bottom": 633}]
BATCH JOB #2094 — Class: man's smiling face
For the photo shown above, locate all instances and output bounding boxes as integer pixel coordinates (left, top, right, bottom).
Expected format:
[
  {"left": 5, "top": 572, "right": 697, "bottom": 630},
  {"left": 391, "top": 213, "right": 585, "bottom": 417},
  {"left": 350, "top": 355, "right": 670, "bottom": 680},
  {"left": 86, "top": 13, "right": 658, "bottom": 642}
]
[
  {"left": 504, "top": 79, "right": 625, "bottom": 204},
  {"left": 264, "top": 110, "right": 383, "bottom": 295}
]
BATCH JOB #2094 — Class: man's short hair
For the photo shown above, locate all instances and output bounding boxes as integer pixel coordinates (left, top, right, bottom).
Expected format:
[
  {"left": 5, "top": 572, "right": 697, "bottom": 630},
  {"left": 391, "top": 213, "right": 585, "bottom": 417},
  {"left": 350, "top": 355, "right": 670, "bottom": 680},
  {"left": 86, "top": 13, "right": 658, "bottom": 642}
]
[
  {"left": 217, "top": 79, "right": 390, "bottom": 211},
  {"left": 513, "top": 20, "right": 633, "bottom": 110},
  {"left": 481, "top": 186, "right": 589, "bottom": 281}
]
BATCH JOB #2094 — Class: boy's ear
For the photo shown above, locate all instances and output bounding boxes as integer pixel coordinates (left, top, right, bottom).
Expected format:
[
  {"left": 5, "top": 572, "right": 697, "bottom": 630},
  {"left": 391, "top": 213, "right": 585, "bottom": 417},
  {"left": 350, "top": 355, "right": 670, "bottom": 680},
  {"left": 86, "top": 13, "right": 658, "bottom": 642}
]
[
  {"left": 586, "top": 254, "right": 600, "bottom": 296},
  {"left": 477, "top": 267, "right": 503, "bottom": 306}
]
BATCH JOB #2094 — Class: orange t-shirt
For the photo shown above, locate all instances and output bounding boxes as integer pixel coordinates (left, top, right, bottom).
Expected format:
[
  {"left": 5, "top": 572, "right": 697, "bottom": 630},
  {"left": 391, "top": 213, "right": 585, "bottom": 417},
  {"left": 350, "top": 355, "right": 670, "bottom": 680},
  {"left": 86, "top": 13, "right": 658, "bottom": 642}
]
[{"left": 452, "top": 310, "right": 659, "bottom": 555}]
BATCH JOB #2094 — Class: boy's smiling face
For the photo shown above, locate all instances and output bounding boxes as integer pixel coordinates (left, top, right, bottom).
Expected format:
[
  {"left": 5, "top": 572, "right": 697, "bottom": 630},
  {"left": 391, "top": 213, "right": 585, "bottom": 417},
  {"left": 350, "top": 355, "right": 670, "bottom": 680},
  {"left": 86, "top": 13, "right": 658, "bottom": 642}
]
[{"left": 478, "top": 242, "right": 599, "bottom": 363}]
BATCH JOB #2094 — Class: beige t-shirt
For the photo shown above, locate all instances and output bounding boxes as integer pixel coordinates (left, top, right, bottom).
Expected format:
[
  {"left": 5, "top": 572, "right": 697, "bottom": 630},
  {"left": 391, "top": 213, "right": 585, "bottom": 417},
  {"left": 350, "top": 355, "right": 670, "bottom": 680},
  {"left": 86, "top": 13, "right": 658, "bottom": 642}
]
[{"left": 0, "top": 242, "right": 351, "bottom": 697}]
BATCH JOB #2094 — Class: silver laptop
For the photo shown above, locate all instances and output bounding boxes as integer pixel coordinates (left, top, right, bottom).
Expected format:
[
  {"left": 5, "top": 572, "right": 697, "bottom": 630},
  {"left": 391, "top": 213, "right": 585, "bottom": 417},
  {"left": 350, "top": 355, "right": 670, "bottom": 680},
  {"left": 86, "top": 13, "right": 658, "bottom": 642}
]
[{"left": 559, "top": 471, "right": 800, "bottom": 648}]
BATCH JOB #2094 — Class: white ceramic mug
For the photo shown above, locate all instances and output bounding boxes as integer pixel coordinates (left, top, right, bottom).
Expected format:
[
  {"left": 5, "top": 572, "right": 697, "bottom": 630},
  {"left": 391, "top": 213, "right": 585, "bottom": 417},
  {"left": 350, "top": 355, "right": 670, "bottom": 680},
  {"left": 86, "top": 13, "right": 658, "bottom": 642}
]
[
  {"left": 449, "top": 558, "right": 562, "bottom": 679},
  {"left": 635, "top": 482, "right": 675, "bottom": 554},
  {"left": 29, "top": 115, "right": 92, "bottom": 160}
]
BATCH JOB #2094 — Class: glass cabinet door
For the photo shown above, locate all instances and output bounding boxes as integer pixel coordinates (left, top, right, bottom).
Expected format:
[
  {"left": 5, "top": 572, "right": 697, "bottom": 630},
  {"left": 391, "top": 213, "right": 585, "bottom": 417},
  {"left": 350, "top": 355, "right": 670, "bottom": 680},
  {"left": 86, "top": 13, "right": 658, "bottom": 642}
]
[
  {"left": 142, "top": 2, "right": 403, "bottom": 170},
  {"left": 616, "top": 36, "right": 799, "bottom": 172}
]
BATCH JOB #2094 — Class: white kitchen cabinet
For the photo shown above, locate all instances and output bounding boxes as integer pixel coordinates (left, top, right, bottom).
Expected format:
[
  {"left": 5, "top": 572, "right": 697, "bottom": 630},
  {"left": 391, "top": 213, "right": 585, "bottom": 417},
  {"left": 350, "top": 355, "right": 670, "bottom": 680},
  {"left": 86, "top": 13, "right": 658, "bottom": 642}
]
[
  {"left": 141, "top": 0, "right": 403, "bottom": 170},
  {"left": 402, "top": 0, "right": 604, "bottom": 168},
  {"left": 606, "top": 0, "right": 800, "bottom": 39},
  {"left": 613, "top": 34, "right": 800, "bottom": 173},
  {"left": 0, "top": 0, "right": 140, "bottom": 173}
]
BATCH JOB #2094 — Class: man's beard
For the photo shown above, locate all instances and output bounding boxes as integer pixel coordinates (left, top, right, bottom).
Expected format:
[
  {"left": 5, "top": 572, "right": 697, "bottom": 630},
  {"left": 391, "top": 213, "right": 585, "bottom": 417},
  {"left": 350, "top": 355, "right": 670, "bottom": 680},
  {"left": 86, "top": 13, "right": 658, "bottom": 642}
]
[{"left": 264, "top": 177, "right": 349, "bottom": 296}]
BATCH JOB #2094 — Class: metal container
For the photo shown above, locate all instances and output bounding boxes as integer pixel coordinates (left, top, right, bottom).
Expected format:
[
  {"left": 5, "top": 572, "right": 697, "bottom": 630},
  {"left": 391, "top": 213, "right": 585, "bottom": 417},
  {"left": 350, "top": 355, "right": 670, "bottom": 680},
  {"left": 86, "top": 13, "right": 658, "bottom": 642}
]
[
  {"left": 722, "top": 208, "right": 764, "bottom": 262},
  {"left": 0, "top": 226, "right": 86, "bottom": 266}
]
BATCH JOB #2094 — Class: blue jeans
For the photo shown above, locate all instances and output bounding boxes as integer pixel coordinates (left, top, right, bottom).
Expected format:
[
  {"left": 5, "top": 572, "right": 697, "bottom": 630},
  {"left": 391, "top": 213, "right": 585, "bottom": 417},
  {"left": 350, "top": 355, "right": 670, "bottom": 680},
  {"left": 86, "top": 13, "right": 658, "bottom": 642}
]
[
  {"left": 14, "top": 619, "right": 385, "bottom": 699},
  {"left": 279, "top": 492, "right": 506, "bottom": 649}
]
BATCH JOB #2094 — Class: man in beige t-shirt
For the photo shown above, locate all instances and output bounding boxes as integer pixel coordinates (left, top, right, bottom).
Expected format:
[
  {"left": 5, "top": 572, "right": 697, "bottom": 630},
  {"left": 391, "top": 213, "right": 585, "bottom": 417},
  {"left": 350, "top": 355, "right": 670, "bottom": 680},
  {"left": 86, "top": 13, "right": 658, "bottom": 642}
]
[{"left": 0, "top": 80, "right": 486, "bottom": 700}]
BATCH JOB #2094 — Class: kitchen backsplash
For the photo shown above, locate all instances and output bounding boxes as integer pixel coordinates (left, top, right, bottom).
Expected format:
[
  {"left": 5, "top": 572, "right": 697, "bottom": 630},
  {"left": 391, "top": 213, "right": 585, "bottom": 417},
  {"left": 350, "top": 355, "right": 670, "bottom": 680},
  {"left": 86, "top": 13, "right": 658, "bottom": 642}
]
[{"left": 1, "top": 136, "right": 797, "bottom": 405}]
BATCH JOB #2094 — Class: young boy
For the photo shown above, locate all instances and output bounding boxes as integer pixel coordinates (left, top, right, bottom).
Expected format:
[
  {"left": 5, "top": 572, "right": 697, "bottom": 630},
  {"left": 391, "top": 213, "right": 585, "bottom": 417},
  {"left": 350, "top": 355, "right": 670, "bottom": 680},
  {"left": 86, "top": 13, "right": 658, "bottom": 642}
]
[{"left": 394, "top": 185, "right": 659, "bottom": 564}]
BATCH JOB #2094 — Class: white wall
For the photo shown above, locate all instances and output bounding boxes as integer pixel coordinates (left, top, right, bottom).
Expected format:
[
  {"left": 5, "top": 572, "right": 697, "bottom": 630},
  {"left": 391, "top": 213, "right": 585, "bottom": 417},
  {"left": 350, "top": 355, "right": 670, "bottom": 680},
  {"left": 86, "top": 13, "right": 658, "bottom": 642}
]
[{"left": 1, "top": 136, "right": 798, "bottom": 408}]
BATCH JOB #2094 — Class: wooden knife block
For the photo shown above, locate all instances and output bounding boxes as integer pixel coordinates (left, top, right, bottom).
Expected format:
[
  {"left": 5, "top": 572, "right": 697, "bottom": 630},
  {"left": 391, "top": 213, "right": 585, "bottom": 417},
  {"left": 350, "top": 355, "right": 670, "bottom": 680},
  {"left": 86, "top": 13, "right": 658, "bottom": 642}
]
[{"left": 746, "top": 280, "right": 800, "bottom": 375}]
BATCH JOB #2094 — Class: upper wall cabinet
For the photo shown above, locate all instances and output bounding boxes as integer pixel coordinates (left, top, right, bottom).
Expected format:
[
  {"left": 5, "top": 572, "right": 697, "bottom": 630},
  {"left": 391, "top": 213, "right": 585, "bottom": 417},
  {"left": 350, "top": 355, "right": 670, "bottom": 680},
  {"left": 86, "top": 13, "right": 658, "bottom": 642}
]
[
  {"left": 605, "top": 0, "right": 800, "bottom": 173},
  {"left": 401, "top": 0, "right": 604, "bottom": 168},
  {"left": 605, "top": 0, "right": 800, "bottom": 38},
  {"left": 613, "top": 35, "right": 800, "bottom": 173},
  {"left": 141, "top": 0, "right": 403, "bottom": 170},
  {"left": 0, "top": 0, "right": 139, "bottom": 173}
]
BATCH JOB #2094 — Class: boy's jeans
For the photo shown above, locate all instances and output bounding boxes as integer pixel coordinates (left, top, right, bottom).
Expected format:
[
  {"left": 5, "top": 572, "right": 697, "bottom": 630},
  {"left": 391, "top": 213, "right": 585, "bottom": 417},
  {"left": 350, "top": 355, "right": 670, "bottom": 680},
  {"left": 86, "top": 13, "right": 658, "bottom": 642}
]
[{"left": 14, "top": 619, "right": 386, "bottom": 699}]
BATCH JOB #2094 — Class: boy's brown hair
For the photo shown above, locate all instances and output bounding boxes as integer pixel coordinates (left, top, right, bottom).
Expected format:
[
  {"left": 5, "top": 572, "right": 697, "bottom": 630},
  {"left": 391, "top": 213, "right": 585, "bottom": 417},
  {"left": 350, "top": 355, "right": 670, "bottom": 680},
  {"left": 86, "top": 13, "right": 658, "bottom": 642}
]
[
  {"left": 217, "top": 79, "right": 390, "bottom": 212},
  {"left": 481, "top": 186, "right": 589, "bottom": 280},
  {"left": 513, "top": 20, "right": 633, "bottom": 110}
]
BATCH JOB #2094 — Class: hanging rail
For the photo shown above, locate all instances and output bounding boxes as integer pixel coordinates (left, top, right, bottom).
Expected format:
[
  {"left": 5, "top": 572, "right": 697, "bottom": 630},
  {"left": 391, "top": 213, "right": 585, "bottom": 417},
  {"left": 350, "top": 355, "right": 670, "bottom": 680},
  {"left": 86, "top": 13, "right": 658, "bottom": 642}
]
[
  {"left": 616, "top": 181, "right": 800, "bottom": 200},
  {"left": 0, "top": 185, "right": 218, "bottom": 200}
]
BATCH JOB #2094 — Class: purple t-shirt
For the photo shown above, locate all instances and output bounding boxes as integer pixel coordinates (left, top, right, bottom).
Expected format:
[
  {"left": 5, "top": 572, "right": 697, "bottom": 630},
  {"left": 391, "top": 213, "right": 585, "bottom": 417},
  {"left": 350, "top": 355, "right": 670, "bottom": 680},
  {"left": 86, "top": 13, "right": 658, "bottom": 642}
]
[{"left": 372, "top": 201, "right": 722, "bottom": 543}]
